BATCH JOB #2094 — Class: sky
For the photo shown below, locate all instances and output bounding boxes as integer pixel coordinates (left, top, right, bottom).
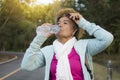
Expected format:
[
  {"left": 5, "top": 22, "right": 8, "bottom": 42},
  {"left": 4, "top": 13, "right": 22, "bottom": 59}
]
[
  {"left": 20, "top": 0, "right": 54, "bottom": 5},
  {"left": 34, "top": 0, "right": 54, "bottom": 5}
]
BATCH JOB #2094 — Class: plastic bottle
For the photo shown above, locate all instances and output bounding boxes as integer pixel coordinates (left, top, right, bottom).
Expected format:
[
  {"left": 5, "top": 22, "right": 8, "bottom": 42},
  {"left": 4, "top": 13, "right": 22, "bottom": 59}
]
[
  {"left": 36, "top": 25, "right": 60, "bottom": 35},
  {"left": 50, "top": 25, "right": 60, "bottom": 34}
]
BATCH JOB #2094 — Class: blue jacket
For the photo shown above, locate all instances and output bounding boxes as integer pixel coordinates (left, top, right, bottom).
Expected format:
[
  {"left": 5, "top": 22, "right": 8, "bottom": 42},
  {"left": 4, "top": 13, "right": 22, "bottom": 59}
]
[{"left": 21, "top": 18, "right": 113, "bottom": 80}]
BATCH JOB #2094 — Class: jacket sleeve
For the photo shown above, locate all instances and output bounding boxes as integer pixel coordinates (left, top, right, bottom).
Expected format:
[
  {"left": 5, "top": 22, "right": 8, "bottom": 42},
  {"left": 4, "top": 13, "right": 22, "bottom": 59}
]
[
  {"left": 21, "top": 35, "right": 47, "bottom": 71},
  {"left": 78, "top": 18, "right": 114, "bottom": 56}
]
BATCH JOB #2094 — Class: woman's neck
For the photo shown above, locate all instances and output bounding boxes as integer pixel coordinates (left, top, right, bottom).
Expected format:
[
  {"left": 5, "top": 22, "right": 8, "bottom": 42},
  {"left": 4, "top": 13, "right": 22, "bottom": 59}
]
[{"left": 57, "top": 37, "right": 73, "bottom": 44}]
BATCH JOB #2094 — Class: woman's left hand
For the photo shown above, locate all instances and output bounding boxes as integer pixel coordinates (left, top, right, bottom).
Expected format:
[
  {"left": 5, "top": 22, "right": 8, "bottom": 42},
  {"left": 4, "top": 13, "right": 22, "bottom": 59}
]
[{"left": 69, "top": 13, "right": 83, "bottom": 24}]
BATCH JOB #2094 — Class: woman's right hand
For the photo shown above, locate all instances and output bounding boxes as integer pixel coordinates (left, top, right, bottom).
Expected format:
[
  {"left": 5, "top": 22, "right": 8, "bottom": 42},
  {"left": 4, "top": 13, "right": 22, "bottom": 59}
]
[{"left": 36, "top": 23, "right": 54, "bottom": 38}]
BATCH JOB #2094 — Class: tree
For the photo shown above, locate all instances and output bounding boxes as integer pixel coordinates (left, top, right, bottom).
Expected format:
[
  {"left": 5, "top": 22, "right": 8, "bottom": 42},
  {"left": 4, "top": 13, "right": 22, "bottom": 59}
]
[
  {"left": 0, "top": 0, "right": 62, "bottom": 51},
  {"left": 0, "top": 0, "right": 36, "bottom": 51}
]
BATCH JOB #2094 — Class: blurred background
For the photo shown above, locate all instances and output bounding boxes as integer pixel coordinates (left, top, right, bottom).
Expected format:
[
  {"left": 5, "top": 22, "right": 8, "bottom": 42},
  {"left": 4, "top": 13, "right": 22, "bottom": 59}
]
[{"left": 0, "top": 0, "right": 120, "bottom": 80}]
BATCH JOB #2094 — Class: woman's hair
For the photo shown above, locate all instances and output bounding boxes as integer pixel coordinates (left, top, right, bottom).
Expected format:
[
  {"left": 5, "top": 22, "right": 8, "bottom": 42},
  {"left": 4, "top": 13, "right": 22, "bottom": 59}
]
[{"left": 56, "top": 8, "right": 85, "bottom": 39}]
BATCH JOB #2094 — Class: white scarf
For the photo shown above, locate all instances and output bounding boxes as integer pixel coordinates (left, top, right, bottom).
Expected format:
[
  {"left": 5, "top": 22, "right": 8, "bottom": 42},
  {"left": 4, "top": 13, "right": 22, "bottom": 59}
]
[{"left": 53, "top": 37, "right": 77, "bottom": 80}]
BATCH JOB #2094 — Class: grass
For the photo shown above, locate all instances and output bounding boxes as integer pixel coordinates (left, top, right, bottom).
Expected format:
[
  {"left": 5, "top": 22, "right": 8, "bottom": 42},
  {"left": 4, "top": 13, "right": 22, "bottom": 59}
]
[
  {"left": 0, "top": 54, "right": 15, "bottom": 62},
  {"left": 93, "top": 53, "right": 120, "bottom": 80},
  {"left": 94, "top": 62, "right": 120, "bottom": 80},
  {"left": 93, "top": 53, "right": 120, "bottom": 73}
]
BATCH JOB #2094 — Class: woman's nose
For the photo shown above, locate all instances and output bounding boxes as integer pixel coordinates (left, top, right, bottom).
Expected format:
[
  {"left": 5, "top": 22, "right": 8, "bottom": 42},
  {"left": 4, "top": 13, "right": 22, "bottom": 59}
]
[
  {"left": 58, "top": 23, "right": 62, "bottom": 27},
  {"left": 58, "top": 24, "right": 60, "bottom": 28}
]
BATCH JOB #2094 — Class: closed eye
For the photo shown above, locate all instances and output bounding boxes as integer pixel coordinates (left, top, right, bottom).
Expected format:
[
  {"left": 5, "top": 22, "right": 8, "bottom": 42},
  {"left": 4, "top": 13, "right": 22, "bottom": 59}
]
[
  {"left": 64, "top": 22, "right": 67, "bottom": 24},
  {"left": 57, "top": 20, "right": 69, "bottom": 25}
]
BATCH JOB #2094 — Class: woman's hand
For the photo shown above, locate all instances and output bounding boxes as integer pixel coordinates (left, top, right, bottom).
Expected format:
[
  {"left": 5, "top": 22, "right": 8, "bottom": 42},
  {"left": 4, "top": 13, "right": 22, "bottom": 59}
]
[
  {"left": 37, "top": 23, "right": 54, "bottom": 38},
  {"left": 69, "top": 13, "right": 83, "bottom": 24}
]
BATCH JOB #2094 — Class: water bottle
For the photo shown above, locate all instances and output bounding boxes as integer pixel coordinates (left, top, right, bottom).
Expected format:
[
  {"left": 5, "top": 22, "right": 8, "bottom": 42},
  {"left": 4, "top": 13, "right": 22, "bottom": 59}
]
[
  {"left": 36, "top": 25, "right": 60, "bottom": 35},
  {"left": 50, "top": 25, "right": 60, "bottom": 34}
]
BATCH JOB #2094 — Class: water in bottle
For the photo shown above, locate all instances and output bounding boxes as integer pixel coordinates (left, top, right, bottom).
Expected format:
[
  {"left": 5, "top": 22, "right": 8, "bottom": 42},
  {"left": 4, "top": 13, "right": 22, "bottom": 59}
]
[{"left": 50, "top": 25, "right": 60, "bottom": 34}]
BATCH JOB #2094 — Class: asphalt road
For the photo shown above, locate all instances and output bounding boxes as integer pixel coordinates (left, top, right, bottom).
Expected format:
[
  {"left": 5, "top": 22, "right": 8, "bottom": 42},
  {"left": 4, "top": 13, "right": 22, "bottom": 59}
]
[{"left": 0, "top": 52, "right": 45, "bottom": 80}]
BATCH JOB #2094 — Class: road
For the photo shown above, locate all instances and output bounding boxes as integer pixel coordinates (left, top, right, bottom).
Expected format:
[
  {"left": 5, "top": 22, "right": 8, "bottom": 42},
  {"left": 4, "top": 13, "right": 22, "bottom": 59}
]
[{"left": 0, "top": 52, "right": 45, "bottom": 80}]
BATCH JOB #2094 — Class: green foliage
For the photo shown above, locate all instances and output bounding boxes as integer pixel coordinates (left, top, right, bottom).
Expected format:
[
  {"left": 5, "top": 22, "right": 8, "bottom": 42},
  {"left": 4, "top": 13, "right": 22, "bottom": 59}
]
[
  {"left": 0, "top": 0, "right": 119, "bottom": 54},
  {"left": 0, "top": 19, "right": 36, "bottom": 51},
  {"left": 0, "top": 0, "right": 36, "bottom": 51},
  {"left": 60, "top": 0, "right": 76, "bottom": 8},
  {"left": 0, "top": 0, "right": 61, "bottom": 51}
]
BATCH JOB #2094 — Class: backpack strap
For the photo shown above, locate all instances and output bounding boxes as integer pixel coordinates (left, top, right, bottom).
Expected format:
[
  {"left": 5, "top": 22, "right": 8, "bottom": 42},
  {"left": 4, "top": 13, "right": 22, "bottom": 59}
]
[{"left": 85, "top": 55, "right": 93, "bottom": 79}]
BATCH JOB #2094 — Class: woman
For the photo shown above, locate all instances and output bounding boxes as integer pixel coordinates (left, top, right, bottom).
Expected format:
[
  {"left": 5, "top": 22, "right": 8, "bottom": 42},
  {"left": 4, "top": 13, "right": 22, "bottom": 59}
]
[{"left": 21, "top": 8, "right": 113, "bottom": 80}]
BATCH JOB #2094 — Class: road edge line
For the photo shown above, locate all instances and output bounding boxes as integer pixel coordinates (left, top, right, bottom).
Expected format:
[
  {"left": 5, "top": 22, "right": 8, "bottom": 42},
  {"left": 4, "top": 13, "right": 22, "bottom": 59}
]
[{"left": 0, "top": 56, "right": 17, "bottom": 65}]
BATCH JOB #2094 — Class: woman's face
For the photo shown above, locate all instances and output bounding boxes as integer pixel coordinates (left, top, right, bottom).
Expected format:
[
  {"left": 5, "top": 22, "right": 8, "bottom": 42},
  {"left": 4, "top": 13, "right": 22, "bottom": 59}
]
[{"left": 56, "top": 17, "right": 75, "bottom": 39}]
